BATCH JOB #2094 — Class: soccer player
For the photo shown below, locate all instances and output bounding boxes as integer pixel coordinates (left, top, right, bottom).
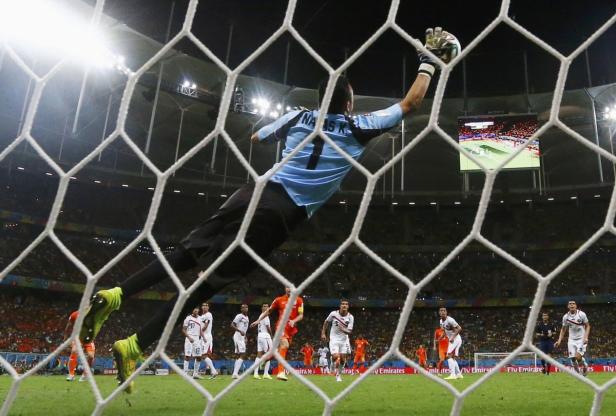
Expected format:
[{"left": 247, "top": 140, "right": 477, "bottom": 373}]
[
  {"left": 535, "top": 311, "right": 556, "bottom": 375},
  {"left": 555, "top": 300, "right": 590, "bottom": 376},
  {"left": 322, "top": 299, "right": 354, "bottom": 382},
  {"left": 252, "top": 287, "right": 304, "bottom": 381},
  {"left": 352, "top": 335, "right": 369, "bottom": 372},
  {"left": 199, "top": 302, "right": 218, "bottom": 379},
  {"left": 231, "top": 304, "right": 250, "bottom": 379},
  {"left": 301, "top": 343, "right": 314, "bottom": 369},
  {"left": 438, "top": 307, "right": 463, "bottom": 380},
  {"left": 182, "top": 307, "right": 203, "bottom": 379},
  {"left": 253, "top": 303, "right": 273, "bottom": 380},
  {"left": 79, "top": 28, "right": 452, "bottom": 392},
  {"left": 416, "top": 344, "right": 427, "bottom": 369},
  {"left": 64, "top": 311, "right": 95, "bottom": 382},
  {"left": 317, "top": 345, "right": 330, "bottom": 374},
  {"left": 433, "top": 327, "right": 449, "bottom": 372}
]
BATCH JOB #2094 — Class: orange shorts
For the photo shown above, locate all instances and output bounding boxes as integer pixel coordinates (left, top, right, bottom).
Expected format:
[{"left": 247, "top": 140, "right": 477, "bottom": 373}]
[
  {"left": 72, "top": 341, "right": 95, "bottom": 353},
  {"left": 438, "top": 348, "right": 447, "bottom": 361},
  {"left": 354, "top": 354, "right": 366, "bottom": 363},
  {"left": 419, "top": 359, "right": 427, "bottom": 366},
  {"left": 304, "top": 359, "right": 312, "bottom": 366},
  {"left": 281, "top": 327, "right": 297, "bottom": 344}
]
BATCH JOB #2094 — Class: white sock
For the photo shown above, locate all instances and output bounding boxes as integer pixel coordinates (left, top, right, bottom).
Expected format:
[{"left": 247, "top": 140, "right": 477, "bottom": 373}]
[
  {"left": 454, "top": 360, "right": 461, "bottom": 375},
  {"left": 183, "top": 360, "right": 189, "bottom": 372},
  {"left": 447, "top": 358, "right": 456, "bottom": 375},
  {"left": 192, "top": 360, "right": 200, "bottom": 377},
  {"left": 253, "top": 358, "right": 260, "bottom": 376},
  {"left": 233, "top": 358, "right": 243, "bottom": 376},
  {"left": 204, "top": 357, "right": 216, "bottom": 375},
  {"left": 264, "top": 361, "right": 270, "bottom": 375}
]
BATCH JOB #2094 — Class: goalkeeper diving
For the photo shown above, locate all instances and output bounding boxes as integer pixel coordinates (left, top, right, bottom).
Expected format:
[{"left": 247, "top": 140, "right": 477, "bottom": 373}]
[{"left": 78, "top": 28, "right": 461, "bottom": 392}]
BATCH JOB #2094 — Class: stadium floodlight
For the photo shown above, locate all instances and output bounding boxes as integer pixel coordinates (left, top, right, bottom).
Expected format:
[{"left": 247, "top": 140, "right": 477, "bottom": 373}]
[
  {"left": 286, "top": 106, "right": 292, "bottom": 112},
  {"left": 392, "top": 202, "right": 398, "bottom": 205},
  {"left": 430, "top": 202, "right": 437, "bottom": 205},
  {"left": 70, "top": 176, "right": 77, "bottom": 180},
  {"left": 182, "top": 80, "right": 190, "bottom": 88},
  {"left": 45, "top": 172, "right": 52, "bottom": 176},
  {"left": 547, "top": 197, "right": 554, "bottom": 201},
  {"left": 147, "top": 187, "right": 155, "bottom": 191},
  {"left": 17, "top": 166, "right": 24, "bottom": 170},
  {"left": 525, "top": 199, "right": 532, "bottom": 203},
  {"left": 570, "top": 196, "right": 577, "bottom": 200},
  {"left": 594, "top": 194, "right": 601, "bottom": 198},
  {"left": 408, "top": 202, "right": 415, "bottom": 205},
  {"left": 121, "top": 184, "right": 129, "bottom": 188},
  {"left": 94, "top": 180, "right": 101, "bottom": 184},
  {"left": 220, "top": 194, "right": 228, "bottom": 198},
  {"left": 0, "top": 0, "right": 115, "bottom": 68},
  {"left": 339, "top": 201, "right": 346, "bottom": 205},
  {"left": 269, "top": 111, "right": 279, "bottom": 118},
  {"left": 454, "top": 201, "right": 461, "bottom": 205},
  {"left": 604, "top": 106, "right": 616, "bottom": 120},
  {"left": 191, "top": 83, "right": 197, "bottom": 89},
  {"left": 197, "top": 192, "right": 205, "bottom": 196},
  {"left": 173, "top": 190, "right": 181, "bottom": 193},
  {"left": 276, "top": 103, "right": 282, "bottom": 110}
]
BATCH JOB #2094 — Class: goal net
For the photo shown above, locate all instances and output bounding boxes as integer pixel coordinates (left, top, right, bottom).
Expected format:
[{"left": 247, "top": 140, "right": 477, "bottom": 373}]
[
  {"left": 474, "top": 352, "right": 538, "bottom": 372},
  {"left": 0, "top": 0, "right": 615, "bottom": 415}
]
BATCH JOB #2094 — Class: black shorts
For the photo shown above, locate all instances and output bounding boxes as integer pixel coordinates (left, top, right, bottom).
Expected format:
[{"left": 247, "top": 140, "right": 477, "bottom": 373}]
[
  {"left": 180, "top": 181, "right": 307, "bottom": 287},
  {"left": 539, "top": 340, "right": 554, "bottom": 354}
]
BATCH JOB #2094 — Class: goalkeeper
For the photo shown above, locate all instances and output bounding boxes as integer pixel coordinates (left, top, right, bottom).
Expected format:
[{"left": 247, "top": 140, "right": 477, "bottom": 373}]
[{"left": 80, "top": 27, "right": 459, "bottom": 392}]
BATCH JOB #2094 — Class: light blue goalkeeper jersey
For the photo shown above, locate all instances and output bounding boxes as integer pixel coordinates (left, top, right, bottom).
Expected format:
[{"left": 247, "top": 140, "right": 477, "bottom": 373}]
[{"left": 256, "top": 103, "right": 403, "bottom": 217}]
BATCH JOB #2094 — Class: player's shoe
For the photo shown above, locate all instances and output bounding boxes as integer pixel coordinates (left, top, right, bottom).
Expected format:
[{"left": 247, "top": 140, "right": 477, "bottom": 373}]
[
  {"left": 582, "top": 367, "right": 588, "bottom": 377},
  {"left": 80, "top": 287, "right": 123, "bottom": 344},
  {"left": 66, "top": 375, "right": 75, "bottom": 381},
  {"left": 231, "top": 374, "right": 239, "bottom": 380},
  {"left": 336, "top": 375, "right": 342, "bottom": 382},
  {"left": 112, "top": 334, "right": 142, "bottom": 394},
  {"left": 253, "top": 374, "right": 262, "bottom": 380},
  {"left": 455, "top": 374, "right": 464, "bottom": 379},
  {"left": 208, "top": 373, "right": 218, "bottom": 380},
  {"left": 263, "top": 374, "right": 272, "bottom": 380},
  {"left": 444, "top": 374, "right": 458, "bottom": 380},
  {"left": 276, "top": 372, "right": 288, "bottom": 381},
  {"left": 79, "top": 375, "right": 87, "bottom": 382},
  {"left": 193, "top": 375, "right": 204, "bottom": 380}
]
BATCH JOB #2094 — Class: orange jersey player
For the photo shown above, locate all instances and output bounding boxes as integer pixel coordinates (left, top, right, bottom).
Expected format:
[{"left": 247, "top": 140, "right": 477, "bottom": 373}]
[
  {"left": 64, "top": 311, "right": 96, "bottom": 382},
  {"left": 301, "top": 343, "right": 314, "bottom": 368},
  {"left": 416, "top": 344, "right": 427, "bottom": 369},
  {"left": 251, "top": 287, "right": 304, "bottom": 381},
  {"left": 434, "top": 327, "right": 449, "bottom": 371},
  {"left": 352, "top": 336, "right": 369, "bottom": 371}
]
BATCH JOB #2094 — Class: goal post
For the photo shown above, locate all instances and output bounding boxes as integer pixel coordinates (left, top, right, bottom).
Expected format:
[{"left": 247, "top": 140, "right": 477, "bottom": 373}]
[{"left": 474, "top": 352, "right": 538, "bottom": 371}]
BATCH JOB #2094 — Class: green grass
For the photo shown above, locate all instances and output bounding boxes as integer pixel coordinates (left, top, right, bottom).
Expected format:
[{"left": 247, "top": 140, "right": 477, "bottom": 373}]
[
  {"left": 460, "top": 139, "right": 540, "bottom": 171},
  {"left": 2, "top": 372, "right": 616, "bottom": 415}
]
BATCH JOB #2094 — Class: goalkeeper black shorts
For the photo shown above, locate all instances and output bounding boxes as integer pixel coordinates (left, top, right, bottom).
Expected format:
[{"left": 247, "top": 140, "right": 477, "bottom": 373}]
[{"left": 180, "top": 181, "right": 307, "bottom": 284}]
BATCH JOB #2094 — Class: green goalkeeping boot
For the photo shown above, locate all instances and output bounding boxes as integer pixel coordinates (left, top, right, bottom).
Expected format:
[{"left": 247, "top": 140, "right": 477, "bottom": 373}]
[
  {"left": 79, "top": 287, "right": 123, "bottom": 344},
  {"left": 112, "top": 334, "right": 143, "bottom": 394}
]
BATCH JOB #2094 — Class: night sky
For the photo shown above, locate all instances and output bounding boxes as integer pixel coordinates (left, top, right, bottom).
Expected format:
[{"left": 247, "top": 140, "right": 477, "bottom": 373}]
[{"left": 97, "top": 0, "right": 616, "bottom": 98}]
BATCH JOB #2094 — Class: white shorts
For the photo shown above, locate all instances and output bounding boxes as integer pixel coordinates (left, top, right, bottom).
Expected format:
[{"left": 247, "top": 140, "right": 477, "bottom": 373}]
[
  {"left": 447, "top": 335, "right": 462, "bottom": 356},
  {"left": 319, "top": 357, "right": 328, "bottom": 367},
  {"left": 257, "top": 335, "right": 273, "bottom": 353},
  {"left": 184, "top": 338, "right": 202, "bottom": 357},
  {"left": 568, "top": 339, "right": 587, "bottom": 358},
  {"left": 233, "top": 332, "right": 246, "bottom": 354},
  {"left": 202, "top": 334, "right": 213, "bottom": 355},
  {"left": 330, "top": 339, "right": 351, "bottom": 355}
]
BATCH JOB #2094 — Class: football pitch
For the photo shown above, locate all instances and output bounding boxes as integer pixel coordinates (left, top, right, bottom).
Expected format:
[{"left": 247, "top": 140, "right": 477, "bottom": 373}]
[
  {"left": 2, "top": 373, "right": 616, "bottom": 415},
  {"left": 460, "top": 139, "right": 540, "bottom": 171}
]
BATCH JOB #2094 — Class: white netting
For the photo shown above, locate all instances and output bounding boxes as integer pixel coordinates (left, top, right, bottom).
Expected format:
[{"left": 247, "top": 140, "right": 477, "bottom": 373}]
[{"left": 1, "top": 0, "right": 616, "bottom": 415}]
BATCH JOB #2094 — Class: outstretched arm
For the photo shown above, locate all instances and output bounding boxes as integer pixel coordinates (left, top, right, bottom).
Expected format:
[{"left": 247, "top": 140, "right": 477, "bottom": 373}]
[{"left": 399, "top": 74, "right": 431, "bottom": 114}]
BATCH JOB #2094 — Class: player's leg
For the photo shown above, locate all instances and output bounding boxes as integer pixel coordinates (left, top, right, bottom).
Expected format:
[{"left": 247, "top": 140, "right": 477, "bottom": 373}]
[
  {"left": 253, "top": 352, "right": 262, "bottom": 378},
  {"left": 568, "top": 343, "right": 580, "bottom": 373},
  {"left": 263, "top": 337, "right": 273, "bottom": 379},
  {"left": 80, "top": 344, "right": 95, "bottom": 381},
  {"left": 67, "top": 342, "right": 78, "bottom": 381},
  {"left": 276, "top": 336, "right": 291, "bottom": 381}
]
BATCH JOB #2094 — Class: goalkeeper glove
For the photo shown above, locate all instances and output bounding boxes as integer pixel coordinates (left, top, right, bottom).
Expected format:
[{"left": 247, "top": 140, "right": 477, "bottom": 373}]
[{"left": 417, "top": 27, "right": 461, "bottom": 79}]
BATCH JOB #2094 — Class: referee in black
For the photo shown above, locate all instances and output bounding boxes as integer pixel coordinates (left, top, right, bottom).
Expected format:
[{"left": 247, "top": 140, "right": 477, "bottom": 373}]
[{"left": 536, "top": 312, "right": 557, "bottom": 375}]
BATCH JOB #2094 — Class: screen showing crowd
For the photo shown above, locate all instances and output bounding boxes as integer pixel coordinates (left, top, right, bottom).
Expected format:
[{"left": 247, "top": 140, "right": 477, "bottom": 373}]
[{"left": 457, "top": 114, "right": 540, "bottom": 171}]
